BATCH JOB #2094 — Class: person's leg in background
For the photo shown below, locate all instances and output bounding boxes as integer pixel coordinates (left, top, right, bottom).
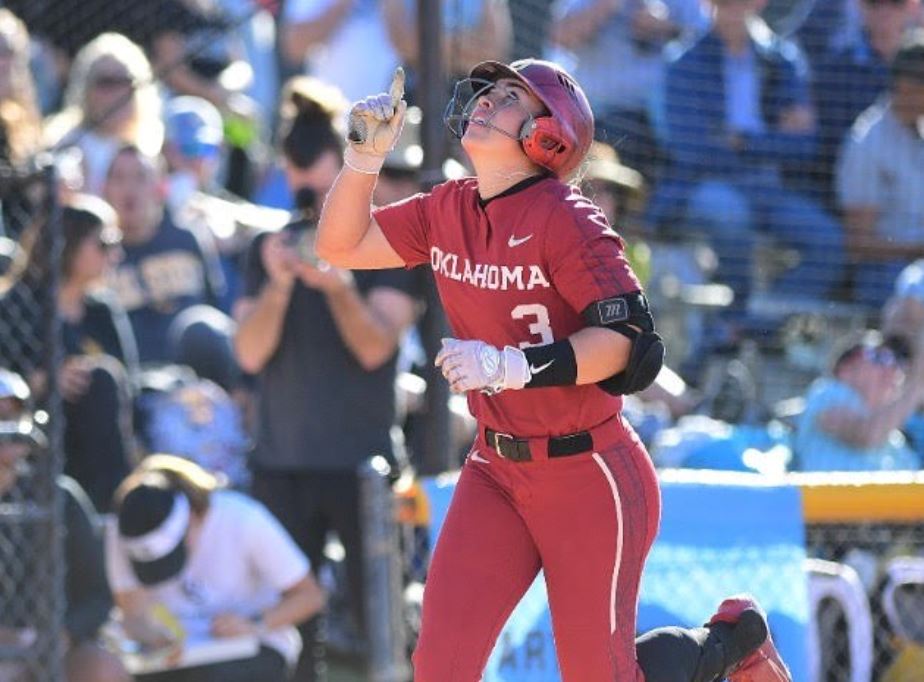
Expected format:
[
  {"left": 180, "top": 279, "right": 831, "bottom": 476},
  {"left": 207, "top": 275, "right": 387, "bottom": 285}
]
[
  {"left": 413, "top": 456, "right": 542, "bottom": 682},
  {"left": 321, "top": 471, "right": 367, "bottom": 665},
  {"left": 63, "top": 355, "right": 133, "bottom": 513},
  {"left": 251, "top": 470, "right": 329, "bottom": 682}
]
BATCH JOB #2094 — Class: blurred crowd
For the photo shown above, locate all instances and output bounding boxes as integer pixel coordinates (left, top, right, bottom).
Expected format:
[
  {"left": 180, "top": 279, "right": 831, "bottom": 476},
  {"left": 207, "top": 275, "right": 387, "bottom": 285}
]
[{"left": 0, "top": 0, "right": 921, "bottom": 679}]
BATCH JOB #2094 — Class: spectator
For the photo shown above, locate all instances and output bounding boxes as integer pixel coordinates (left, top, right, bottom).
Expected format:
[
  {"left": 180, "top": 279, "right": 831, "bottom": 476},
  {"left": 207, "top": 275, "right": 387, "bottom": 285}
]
[
  {"left": 102, "top": 144, "right": 229, "bottom": 366},
  {"left": 883, "top": 259, "right": 924, "bottom": 453},
  {"left": 549, "top": 0, "right": 708, "bottom": 178},
  {"left": 0, "top": 406, "right": 130, "bottom": 682},
  {"left": 8, "top": 0, "right": 253, "bottom": 115},
  {"left": 836, "top": 29, "right": 924, "bottom": 307},
  {"left": 649, "top": 0, "right": 845, "bottom": 332},
  {"left": 280, "top": 0, "right": 401, "bottom": 103},
  {"left": 106, "top": 455, "right": 325, "bottom": 681},
  {"left": 56, "top": 197, "right": 138, "bottom": 511},
  {"left": 0, "top": 196, "right": 136, "bottom": 511},
  {"left": 45, "top": 33, "right": 164, "bottom": 196},
  {"left": 383, "top": 0, "right": 513, "bottom": 103},
  {"left": 811, "top": 0, "right": 922, "bottom": 204},
  {"left": 254, "top": 76, "right": 351, "bottom": 211},
  {"left": 0, "top": 9, "right": 47, "bottom": 238},
  {"left": 0, "top": 9, "right": 41, "bottom": 171},
  {"left": 162, "top": 95, "right": 290, "bottom": 312},
  {"left": 793, "top": 331, "right": 923, "bottom": 471},
  {"left": 233, "top": 77, "right": 418, "bottom": 679}
]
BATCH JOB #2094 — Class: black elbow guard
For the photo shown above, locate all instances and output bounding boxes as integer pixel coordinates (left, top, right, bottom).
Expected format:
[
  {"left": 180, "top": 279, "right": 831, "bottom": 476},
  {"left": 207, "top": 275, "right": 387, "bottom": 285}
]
[
  {"left": 597, "top": 329, "right": 664, "bottom": 395},
  {"left": 582, "top": 291, "right": 665, "bottom": 396}
]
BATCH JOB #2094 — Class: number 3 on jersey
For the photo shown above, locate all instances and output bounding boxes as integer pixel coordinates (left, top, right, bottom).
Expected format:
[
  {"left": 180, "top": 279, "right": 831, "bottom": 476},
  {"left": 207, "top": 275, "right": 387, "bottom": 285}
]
[{"left": 511, "top": 304, "right": 553, "bottom": 348}]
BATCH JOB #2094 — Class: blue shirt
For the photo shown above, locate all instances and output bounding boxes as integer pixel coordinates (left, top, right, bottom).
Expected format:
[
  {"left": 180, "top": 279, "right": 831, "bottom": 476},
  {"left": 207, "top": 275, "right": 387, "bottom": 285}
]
[
  {"left": 724, "top": 47, "right": 764, "bottom": 134},
  {"left": 794, "top": 377, "right": 920, "bottom": 472}
]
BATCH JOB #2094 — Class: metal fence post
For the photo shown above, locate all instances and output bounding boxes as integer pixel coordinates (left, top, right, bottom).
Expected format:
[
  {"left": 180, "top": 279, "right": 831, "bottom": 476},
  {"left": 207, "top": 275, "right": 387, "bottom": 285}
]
[
  {"left": 0, "top": 159, "right": 66, "bottom": 681},
  {"left": 359, "top": 456, "right": 411, "bottom": 682}
]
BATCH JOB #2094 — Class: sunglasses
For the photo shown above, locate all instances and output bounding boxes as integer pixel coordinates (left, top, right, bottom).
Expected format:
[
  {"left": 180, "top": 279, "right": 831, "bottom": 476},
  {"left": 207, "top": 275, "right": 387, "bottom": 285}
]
[
  {"left": 861, "top": 346, "right": 902, "bottom": 368},
  {"left": 91, "top": 74, "right": 135, "bottom": 90}
]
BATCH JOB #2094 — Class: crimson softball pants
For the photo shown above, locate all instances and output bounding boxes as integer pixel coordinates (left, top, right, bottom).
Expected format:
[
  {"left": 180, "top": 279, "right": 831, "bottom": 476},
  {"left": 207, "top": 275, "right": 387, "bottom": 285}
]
[{"left": 413, "top": 416, "right": 662, "bottom": 682}]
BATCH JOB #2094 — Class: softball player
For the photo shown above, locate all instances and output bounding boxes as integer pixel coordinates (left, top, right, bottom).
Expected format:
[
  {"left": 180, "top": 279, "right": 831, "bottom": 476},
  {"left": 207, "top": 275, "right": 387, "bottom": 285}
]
[{"left": 317, "top": 59, "right": 790, "bottom": 682}]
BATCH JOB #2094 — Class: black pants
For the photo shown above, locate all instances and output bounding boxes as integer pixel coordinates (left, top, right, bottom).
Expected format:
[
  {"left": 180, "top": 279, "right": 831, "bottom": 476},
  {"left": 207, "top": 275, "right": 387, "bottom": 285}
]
[
  {"left": 137, "top": 645, "right": 287, "bottom": 682},
  {"left": 251, "top": 469, "right": 366, "bottom": 682},
  {"left": 63, "top": 356, "right": 132, "bottom": 513}
]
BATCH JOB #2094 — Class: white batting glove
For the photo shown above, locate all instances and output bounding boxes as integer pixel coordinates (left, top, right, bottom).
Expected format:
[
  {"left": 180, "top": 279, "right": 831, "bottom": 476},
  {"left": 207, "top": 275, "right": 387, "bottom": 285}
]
[
  {"left": 345, "top": 67, "right": 407, "bottom": 174},
  {"left": 435, "top": 338, "right": 530, "bottom": 394}
]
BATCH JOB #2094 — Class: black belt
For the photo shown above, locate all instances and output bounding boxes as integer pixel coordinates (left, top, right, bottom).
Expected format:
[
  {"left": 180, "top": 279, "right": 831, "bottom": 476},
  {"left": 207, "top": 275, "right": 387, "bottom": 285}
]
[{"left": 484, "top": 428, "right": 593, "bottom": 462}]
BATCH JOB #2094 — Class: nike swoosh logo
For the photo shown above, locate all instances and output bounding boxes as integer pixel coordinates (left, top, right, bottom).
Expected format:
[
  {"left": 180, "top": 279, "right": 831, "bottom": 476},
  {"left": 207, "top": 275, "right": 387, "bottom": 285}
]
[
  {"left": 508, "top": 234, "right": 533, "bottom": 248},
  {"left": 529, "top": 360, "right": 554, "bottom": 374},
  {"left": 470, "top": 452, "right": 490, "bottom": 464}
]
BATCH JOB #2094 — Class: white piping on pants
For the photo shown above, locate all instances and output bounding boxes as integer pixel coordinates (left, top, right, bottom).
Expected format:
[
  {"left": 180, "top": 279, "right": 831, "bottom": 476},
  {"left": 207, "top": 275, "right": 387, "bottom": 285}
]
[{"left": 592, "top": 452, "right": 623, "bottom": 635}]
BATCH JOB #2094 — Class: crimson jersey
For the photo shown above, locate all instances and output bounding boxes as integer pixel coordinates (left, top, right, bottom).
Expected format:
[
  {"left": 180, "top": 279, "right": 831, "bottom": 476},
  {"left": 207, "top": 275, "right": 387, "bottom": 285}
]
[{"left": 374, "top": 175, "right": 642, "bottom": 438}]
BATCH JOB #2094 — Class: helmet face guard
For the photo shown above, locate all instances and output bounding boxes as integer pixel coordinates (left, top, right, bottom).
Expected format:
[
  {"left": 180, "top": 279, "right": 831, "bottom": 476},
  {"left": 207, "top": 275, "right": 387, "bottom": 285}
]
[
  {"left": 445, "top": 59, "right": 594, "bottom": 178},
  {"left": 443, "top": 77, "right": 538, "bottom": 142}
]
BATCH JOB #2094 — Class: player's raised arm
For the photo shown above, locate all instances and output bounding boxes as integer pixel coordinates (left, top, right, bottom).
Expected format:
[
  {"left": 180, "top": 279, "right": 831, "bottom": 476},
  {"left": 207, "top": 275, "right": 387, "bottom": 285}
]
[{"left": 316, "top": 68, "right": 408, "bottom": 270}]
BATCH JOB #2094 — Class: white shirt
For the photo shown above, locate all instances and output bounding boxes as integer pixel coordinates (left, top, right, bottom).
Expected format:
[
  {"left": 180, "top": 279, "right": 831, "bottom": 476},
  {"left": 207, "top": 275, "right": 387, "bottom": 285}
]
[
  {"left": 837, "top": 100, "right": 924, "bottom": 244},
  {"left": 284, "top": 0, "right": 399, "bottom": 103},
  {"left": 106, "top": 490, "right": 310, "bottom": 665}
]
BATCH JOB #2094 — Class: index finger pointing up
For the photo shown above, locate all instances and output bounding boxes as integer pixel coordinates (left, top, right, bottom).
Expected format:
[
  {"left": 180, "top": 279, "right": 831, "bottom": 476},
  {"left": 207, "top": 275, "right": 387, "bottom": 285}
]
[{"left": 389, "top": 66, "right": 406, "bottom": 110}]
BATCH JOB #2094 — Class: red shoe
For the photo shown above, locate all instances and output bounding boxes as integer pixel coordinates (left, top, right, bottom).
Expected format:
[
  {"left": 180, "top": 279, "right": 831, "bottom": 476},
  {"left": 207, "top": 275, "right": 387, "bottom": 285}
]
[{"left": 708, "top": 595, "right": 792, "bottom": 682}]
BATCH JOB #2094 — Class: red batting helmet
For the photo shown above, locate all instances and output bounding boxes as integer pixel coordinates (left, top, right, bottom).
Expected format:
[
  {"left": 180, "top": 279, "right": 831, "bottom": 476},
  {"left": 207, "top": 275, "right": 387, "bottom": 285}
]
[{"left": 470, "top": 59, "right": 595, "bottom": 178}]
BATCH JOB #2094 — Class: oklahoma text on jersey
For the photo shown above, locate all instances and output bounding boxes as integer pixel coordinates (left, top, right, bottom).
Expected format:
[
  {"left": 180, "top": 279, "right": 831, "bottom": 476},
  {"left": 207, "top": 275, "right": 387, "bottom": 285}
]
[{"left": 429, "top": 245, "right": 551, "bottom": 291}]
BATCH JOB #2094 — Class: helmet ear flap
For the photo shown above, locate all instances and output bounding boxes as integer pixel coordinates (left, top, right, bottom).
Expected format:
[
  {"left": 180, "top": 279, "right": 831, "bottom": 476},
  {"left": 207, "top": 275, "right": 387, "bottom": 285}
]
[{"left": 521, "top": 116, "right": 569, "bottom": 171}]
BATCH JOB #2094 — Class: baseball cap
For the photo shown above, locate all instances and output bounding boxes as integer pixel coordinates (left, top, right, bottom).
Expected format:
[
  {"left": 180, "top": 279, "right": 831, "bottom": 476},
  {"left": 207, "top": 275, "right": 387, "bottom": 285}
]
[
  {"left": 894, "top": 260, "right": 924, "bottom": 303},
  {"left": 891, "top": 29, "right": 924, "bottom": 84},
  {"left": 0, "top": 369, "right": 30, "bottom": 403},
  {"left": 164, "top": 96, "right": 224, "bottom": 160},
  {"left": 584, "top": 142, "right": 644, "bottom": 195},
  {"left": 118, "top": 479, "right": 191, "bottom": 585}
]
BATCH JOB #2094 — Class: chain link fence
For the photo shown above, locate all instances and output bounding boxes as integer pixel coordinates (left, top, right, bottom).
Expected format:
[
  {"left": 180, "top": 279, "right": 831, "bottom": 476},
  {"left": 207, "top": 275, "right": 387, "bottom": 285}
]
[{"left": 0, "top": 164, "right": 66, "bottom": 682}]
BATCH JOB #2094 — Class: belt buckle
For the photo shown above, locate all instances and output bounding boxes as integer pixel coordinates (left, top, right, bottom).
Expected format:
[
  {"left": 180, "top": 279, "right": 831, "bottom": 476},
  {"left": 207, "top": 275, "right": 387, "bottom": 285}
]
[{"left": 493, "top": 432, "right": 513, "bottom": 458}]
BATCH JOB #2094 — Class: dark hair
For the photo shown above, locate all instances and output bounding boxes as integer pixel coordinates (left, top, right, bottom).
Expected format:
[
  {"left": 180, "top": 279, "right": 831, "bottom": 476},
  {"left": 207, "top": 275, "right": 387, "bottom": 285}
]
[
  {"left": 0, "top": 194, "right": 114, "bottom": 293},
  {"left": 278, "top": 77, "right": 344, "bottom": 170},
  {"left": 61, "top": 197, "right": 116, "bottom": 279},
  {"left": 891, "top": 29, "right": 924, "bottom": 85}
]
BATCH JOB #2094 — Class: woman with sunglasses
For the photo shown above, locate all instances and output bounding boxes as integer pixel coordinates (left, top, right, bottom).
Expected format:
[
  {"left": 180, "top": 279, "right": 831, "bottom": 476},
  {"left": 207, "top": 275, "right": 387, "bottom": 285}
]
[
  {"left": 317, "top": 60, "right": 790, "bottom": 682},
  {"left": 45, "top": 32, "right": 163, "bottom": 196},
  {"left": 794, "top": 331, "right": 924, "bottom": 472}
]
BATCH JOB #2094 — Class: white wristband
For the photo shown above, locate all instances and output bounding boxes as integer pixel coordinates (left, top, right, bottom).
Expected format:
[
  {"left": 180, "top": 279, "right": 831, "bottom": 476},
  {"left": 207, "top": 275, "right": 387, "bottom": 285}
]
[
  {"left": 501, "top": 346, "right": 531, "bottom": 391},
  {"left": 343, "top": 147, "right": 385, "bottom": 175}
]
